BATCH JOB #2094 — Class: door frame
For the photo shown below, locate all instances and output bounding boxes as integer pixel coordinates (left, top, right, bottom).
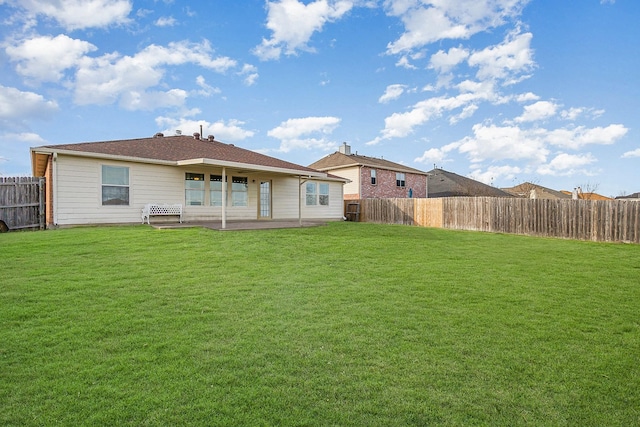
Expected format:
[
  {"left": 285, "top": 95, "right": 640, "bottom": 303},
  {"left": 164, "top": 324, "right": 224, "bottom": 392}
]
[{"left": 258, "top": 180, "right": 272, "bottom": 219}]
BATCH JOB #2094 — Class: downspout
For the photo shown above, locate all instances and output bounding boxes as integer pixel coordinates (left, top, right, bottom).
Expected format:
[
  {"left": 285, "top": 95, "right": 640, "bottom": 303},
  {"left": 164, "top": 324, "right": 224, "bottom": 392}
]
[
  {"left": 426, "top": 173, "right": 429, "bottom": 198},
  {"left": 222, "top": 167, "right": 226, "bottom": 229}
]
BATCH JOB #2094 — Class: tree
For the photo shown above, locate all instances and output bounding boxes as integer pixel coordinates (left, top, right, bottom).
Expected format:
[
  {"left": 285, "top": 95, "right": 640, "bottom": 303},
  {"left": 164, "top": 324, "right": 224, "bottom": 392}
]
[{"left": 575, "top": 182, "right": 600, "bottom": 200}]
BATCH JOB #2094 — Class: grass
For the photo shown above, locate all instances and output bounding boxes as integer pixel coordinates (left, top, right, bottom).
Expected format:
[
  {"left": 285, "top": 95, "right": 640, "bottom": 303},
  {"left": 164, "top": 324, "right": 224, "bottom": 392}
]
[{"left": 1, "top": 222, "right": 639, "bottom": 426}]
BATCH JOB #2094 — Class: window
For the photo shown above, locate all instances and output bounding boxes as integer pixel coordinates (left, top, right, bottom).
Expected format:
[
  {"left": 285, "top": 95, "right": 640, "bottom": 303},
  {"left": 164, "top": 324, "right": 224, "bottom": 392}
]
[
  {"left": 319, "top": 183, "right": 329, "bottom": 206},
  {"left": 102, "top": 165, "right": 129, "bottom": 205},
  {"left": 306, "top": 182, "right": 330, "bottom": 206},
  {"left": 185, "top": 173, "right": 205, "bottom": 206},
  {"left": 231, "top": 176, "right": 248, "bottom": 207},
  {"left": 396, "top": 172, "right": 406, "bottom": 187},
  {"left": 371, "top": 169, "right": 377, "bottom": 185},
  {"left": 306, "top": 182, "right": 317, "bottom": 206},
  {"left": 210, "top": 175, "right": 225, "bottom": 206}
]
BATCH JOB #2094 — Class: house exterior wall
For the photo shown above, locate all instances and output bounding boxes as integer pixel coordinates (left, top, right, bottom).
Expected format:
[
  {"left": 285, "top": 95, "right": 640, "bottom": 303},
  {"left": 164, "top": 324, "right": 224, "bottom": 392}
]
[
  {"left": 359, "top": 167, "right": 426, "bottom": 199},
  {"left": 337, "top": 166, "right": 361, "bottom": 199},
  {"left": 52, "top": 155, "right": 344, "bottom": 225}
]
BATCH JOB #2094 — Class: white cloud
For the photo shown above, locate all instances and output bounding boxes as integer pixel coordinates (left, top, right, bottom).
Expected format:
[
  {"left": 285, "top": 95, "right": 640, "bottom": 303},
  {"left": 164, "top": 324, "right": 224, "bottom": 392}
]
[
  {"left": 155, "top": 16, "right": 177, "bottom": 27},
  {"left": 267, "top": 116, "right": 341, "bottom": 152},
  {"left": 456, "top": 123, "right": 549, "bottom": 163},
  {"left": 622, "top": 148, "right": 640, "bottom": 158},
  {"left": 5, "top": 34, "right": 97, "bottom": 83},
  {"left": 239, "top": 64, "right": 259, "bottom": 86},
  {"left": 0, "top": 132, "right": 46, "bottom": 144},
  {"left": 467, "top": 29, "right": 535, "bottom": 84},
  {"left": 253, "top": 0, "right": 354, "bottom": 60},
  {"left": 385, "top": 0, "right": 530, "bottom": 54},
  {"left": 545, "top": 124, "right": 628, "bottom": 150},
  {"left": 395, "top": 55, "right": 417, "bottom": 69},
  {"left": 379, "top": 84, "right": 407, "bottom": 103},
  {"left": 156, "top": 117, "right": 255, "bottom": 141},
  {"left": 73, "top": 40, "right": 237, "bottom": 109},
  {"left": 12, "top": 0, "right": 132, "bottom": 30},
  {"left": 514, "top": 100, "right": 558, "bottom": 123},
  {"left": 469, "top": 165, "right": 521, "bottom": 185},
  {"left": 369, "top": 82, "right": 499, "bottom": 143},
  {"left": 428, "top": 46, "right": 469, "bottom": 73},
  {"left": 0, "top": 85, "right": 59, "bottom": 127},
  {"left": 537, "top": 153, "right": 597, "bottom": 176},
  {"left": 194, "top": 76, "right": 221, "bottom": 97},
  {"left": 120, "top": 88, "right": 188, "bottom": 111},
  {"left": 515, "top": 92, "right": 540, "bottom": 102},
  {"left": 414, "top": 143, "right": 458, "bottom": 165},
  {"left": 449, "top": 103, "right": 478, "bottom": 124},
  {"left": 560, "top": 107, "right": 584, "bottom": 121}
]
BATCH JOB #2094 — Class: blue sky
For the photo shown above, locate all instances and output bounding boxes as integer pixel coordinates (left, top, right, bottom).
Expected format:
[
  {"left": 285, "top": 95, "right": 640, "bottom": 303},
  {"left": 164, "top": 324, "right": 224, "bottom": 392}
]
[{"left": 0, "top": 0, "right": 638, "bottom": 196}]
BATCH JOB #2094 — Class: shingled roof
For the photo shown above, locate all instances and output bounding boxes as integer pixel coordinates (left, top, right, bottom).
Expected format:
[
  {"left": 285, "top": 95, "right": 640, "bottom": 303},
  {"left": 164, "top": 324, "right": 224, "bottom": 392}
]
[
  {"left": 501, "top": 182, "right": 571, "bottom": 199},
  {"left": 32, "top": 133, "right": 331, "bottom": 178},
  {"left": 309, "top": 151, "right": 428, "bottom": 175},
  {"left": 427, "top": 168, "right": 513, "bottom": 198}
]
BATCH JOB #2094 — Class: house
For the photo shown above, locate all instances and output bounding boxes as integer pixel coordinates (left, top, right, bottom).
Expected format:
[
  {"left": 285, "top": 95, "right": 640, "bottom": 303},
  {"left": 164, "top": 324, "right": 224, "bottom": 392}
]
[
  {"left": 616, "top": 192, "right": 640, "bottom": 200},
  {"left": 309, "top": 143, "right": 429, "bottom": 199},
  {"left": 560, "top": 188, "right": 613, "bottom": 201},
  {"left": 30, "top": 133, "right": 347, "bottom": 228},
  {"left": 425, "top": 168, "right": 513, "bottom": 198},
  {"left": 501, "top": 182, "right": 571, "bottom": 200}
]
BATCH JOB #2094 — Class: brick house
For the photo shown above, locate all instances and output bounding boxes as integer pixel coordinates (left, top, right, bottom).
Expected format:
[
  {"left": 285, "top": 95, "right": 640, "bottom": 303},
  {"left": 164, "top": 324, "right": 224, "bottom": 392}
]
[{"left": 309, "top": 143, "right": 428, "bottom": 200}]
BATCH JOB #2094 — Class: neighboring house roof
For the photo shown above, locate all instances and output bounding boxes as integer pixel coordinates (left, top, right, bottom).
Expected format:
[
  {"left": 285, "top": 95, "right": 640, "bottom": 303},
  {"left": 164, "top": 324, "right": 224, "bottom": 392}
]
[
  {"left": 616, "top": 192, "right": 640, "bottom": 200},
  {"left": 501, "top": 182, "right": 571, "bottom": 199},
  {"left": 31, "top": 133, "right": 343, "bottom": 180},
  {"left": 427, "top": 168, "right": 513, "bottom": 198},
  {"left": 559, "top": 190, "right": 613, "bottom": 201},
  {"left": 309, "top": 151, "right": 428, "bottom": 176}
]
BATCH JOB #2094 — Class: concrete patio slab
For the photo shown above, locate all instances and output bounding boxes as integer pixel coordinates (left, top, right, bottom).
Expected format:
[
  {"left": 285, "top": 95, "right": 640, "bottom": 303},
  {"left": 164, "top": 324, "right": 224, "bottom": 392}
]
[{"left": 150, "top": 220, "right": 332, "bottom": 231}]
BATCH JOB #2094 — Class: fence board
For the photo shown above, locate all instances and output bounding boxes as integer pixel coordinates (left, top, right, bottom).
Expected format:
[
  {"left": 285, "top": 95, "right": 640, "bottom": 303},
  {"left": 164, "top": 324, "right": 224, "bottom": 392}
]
[
  {"left": 347, "top": 197, "right": 640, "bottom": 244},
  {"left": 0, "top": 177, "right": 45, "bottom": 230}
]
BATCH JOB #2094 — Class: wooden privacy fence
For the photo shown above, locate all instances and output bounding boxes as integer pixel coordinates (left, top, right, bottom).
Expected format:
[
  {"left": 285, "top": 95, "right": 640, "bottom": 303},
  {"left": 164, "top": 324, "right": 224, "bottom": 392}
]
[
  {"left": 0, "top": 177, "right": 46, "bottom": 231},
  {"left": 346, "top": 197, "right": 640, "bottom": 244}
]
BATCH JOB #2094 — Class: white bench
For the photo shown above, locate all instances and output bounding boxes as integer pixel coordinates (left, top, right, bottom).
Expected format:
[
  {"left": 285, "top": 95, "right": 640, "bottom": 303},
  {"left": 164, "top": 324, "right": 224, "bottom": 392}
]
[{"left": 142, "top": 203, "right": 183, "bottom": 224}]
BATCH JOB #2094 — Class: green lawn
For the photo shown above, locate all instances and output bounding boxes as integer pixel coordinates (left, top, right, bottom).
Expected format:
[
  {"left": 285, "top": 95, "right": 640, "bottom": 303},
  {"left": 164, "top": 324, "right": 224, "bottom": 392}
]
[{"left": 1, "top": 223, "right": 639, "bottom": 426}]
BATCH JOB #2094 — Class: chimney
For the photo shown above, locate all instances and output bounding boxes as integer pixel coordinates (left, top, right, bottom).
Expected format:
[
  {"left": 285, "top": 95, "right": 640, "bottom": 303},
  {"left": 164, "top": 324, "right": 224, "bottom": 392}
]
[
  {"left": 339, "top": 142, "right": 351, "bottom": 155},
  {"left": 193, "top": 132, "right": 200, "bottom": 140},
  {"left": 207, "top": 135, "right": 215, "bottom": 142}
]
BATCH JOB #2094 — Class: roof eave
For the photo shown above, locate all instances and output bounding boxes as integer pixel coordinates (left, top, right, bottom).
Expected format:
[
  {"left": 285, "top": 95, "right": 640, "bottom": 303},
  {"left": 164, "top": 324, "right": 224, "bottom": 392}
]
[
  {"left": 30, "top": 146, "right": 177, "bottom": 167},
  {"left": 177, "top": 158, "right": 328, "bottom": 178}
]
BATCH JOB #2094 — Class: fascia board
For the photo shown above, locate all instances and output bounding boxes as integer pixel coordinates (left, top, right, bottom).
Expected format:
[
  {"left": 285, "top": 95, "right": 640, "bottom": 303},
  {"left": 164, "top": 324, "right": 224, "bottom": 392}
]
[
  {"left": 29, "top": 147, "right": 176, "bottom": 167},
  {"left": 177, "top": 158, "right": 327, "bottom": 178}
]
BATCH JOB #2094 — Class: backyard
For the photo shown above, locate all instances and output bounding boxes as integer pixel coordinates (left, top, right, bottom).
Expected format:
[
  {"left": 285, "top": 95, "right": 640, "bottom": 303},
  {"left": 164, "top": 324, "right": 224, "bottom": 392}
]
[{"left": 1, "top": 223, "right": 639, "bottom": 426}]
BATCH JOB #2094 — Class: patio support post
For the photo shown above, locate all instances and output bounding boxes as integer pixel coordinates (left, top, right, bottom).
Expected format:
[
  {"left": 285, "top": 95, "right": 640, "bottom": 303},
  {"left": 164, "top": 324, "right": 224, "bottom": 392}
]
[
  {"left": 298, "top": 175, "right": 302, "bottom": 227},
  {"left": 222, "top": 167, "right": 226, "bottom": 229}
]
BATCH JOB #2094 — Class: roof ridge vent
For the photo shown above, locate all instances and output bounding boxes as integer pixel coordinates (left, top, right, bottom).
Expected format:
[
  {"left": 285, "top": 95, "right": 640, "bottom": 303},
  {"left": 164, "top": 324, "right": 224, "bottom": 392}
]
[
  {"left": 207, "top": 135, "right": 215, "bottom": 142},
  {"left": 153, "top": 132, "right": 164, "bottom": 138},
  {"left": 193, "top": 132, "right": 200, "bottom": 140}
]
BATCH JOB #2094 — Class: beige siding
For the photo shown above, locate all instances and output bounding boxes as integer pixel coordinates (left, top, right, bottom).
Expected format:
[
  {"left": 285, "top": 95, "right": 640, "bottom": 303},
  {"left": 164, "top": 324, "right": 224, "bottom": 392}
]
[
  {"left": 331, "top": 166, "right": 360, "bottom": 196},
  {"left": 55, "top": 156, "right": 184, "bottom": 225},
  {"left": 54, "top": 155, "right": 345, "bottom": 225}
]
